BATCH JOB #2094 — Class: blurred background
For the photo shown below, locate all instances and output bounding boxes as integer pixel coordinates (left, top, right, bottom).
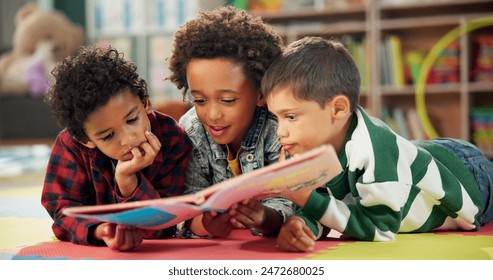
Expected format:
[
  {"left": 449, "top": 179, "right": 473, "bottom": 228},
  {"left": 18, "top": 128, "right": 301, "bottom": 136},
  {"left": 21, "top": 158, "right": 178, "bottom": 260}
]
[{"left": 0, "top": 0, "right": 492, "bottom": 178}]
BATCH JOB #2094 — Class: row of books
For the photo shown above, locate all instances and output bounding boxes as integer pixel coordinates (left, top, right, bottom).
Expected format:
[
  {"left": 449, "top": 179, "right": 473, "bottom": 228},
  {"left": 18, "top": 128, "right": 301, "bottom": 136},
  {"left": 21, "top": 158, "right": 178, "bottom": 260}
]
[
  {"left": 381, "top": 106, "right": 426, "bottom": 140},
  {"left": 91, "top": 0, "right": 200, "bottom": 35},
  {"left": 380, "top": 35, "right": 460, "bottom": 87},
  {"left": 427, "top": 42, "right": 460, "bottom": 84},
  {"left": 380, "top": 35, "right": 406, "bottom": 87},
  {"left": 341, "top": 36, "right": 369, "bottom": 89},
  {"left": 381, "top": 35, "right": 463, "bottom": 87},
  {"left": 381, "top": 34, "right": 493, "bottom": 86},
  {"left": 471, "top": 107, "right": 493, "bottom": 157}
]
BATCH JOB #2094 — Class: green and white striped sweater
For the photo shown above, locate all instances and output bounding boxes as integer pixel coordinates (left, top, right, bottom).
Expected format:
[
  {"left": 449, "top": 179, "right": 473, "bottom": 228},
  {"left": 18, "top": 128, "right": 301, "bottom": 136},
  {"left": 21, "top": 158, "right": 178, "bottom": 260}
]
[{"left": 299, "top": 106, "right": 483, "bottom": 241}]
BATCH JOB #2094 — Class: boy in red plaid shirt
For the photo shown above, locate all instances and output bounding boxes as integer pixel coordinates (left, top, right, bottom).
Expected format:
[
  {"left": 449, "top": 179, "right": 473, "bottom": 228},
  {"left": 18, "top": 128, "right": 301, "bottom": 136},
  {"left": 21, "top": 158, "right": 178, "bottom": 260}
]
[{"left": 42, "top": 46, "right": 192, "bottom": 251}]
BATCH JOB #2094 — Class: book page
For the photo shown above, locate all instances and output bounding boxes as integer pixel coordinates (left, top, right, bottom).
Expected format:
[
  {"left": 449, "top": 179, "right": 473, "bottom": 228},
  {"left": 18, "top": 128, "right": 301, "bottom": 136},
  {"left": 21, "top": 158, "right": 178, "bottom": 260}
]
[{"left": 202, "top": 145, "right": 341, "bottom": 211}]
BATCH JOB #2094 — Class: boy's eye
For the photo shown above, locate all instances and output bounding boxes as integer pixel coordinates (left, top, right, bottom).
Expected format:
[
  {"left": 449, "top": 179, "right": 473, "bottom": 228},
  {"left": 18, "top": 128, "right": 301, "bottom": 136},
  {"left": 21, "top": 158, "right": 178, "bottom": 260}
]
[
  {"left": 101, "top": 132, "right": 114, "bottom": 141},
  {"left": 193, "top": 98, "right": 206, "bottom": 104},
  {"left": 221, "top": 98, "right": 236, "bottom": 104},
  {"left": 127, "top": 116, "right": 139, "bottom": 124},
  {"left": 286, "top": 114, "right": 297, "bottom": 121}
]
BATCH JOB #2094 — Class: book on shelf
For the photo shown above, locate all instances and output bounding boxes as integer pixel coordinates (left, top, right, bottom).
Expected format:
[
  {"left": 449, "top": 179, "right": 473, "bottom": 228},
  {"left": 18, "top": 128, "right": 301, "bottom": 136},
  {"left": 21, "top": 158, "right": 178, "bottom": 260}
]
[
  {"left": 427, "top": 41, "right": 459, "bottom": 84},
  {"left": 472, "top": 35, "right": 493, "bottom": 83},
  {"left": 380, "top": 35, "right": 405, "bottom": 87},
  {"left": 405, "top": 50, "right": 424, "bottom": 85},
  {"left": 387, "top": 35, "right": 405, "bottom": 87},
  {"left": 406, "top": 108, "right": 425, "bottom": 140},
  {"left": 471, "top": 107, "right": 493, "bottom": 157},
  {"left": 381, "top": 106, "right": 425, "bottom": 140},
  {"left": 342, "top": 36, "right": 368, "bottom": 88},
  {"left": 392, "top": 107, "right": 410, "bottom": 139},
  {"left": 381, "top": 106, "right": 399, "bottom": 133},
  {"left": 63, "top": 145, "right": 342, "bottom": 230},
  {"left": 380, "top": 39, "right": 392, "bottom": 86}
]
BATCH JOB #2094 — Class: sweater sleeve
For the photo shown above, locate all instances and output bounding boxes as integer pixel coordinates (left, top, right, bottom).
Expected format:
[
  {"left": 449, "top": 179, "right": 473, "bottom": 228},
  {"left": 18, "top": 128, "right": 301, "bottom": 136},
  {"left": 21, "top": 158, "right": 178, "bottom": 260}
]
[
  {"left": 296, "top": 190, "right": 331, "bottom": 239},
  {"left": 41, "top": 134, "right": 104, "bottom": 245},
  {"left": 298, "top": 184, "right": 403, "bottom": 241}
]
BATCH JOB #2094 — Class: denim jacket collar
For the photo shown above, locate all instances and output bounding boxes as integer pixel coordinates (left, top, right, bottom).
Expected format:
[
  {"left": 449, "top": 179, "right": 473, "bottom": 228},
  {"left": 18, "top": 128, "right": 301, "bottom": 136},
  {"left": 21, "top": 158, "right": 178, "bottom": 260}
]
[{"left": 190, "top": 105, "right": 270, "bottom": 162}]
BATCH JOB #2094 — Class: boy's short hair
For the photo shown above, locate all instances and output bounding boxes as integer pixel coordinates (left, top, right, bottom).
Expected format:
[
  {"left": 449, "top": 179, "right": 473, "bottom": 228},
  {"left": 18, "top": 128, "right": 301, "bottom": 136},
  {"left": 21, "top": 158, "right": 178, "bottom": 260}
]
[
  {"left": 46, "top": 46, "right": 148, "bottom": 142},
  {"left": 166, "top": 5, "right": 283, "bottom": 99},
  {"left": 261, "top": 36, "right": 360, "bottom": 112}
]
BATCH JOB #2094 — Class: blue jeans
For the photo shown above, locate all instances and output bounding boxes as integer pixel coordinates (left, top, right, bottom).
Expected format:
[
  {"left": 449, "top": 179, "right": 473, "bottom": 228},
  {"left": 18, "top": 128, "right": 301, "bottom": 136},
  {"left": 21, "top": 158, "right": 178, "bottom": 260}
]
[{"left": 430, "top": 138, "right": 493, "bottom": 225}]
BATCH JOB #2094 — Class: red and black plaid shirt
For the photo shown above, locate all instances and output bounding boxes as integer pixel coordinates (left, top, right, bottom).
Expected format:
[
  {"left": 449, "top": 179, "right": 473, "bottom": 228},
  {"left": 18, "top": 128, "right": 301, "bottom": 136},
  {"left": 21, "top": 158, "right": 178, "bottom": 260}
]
[{"left": 41, "top": 111, "right": 192, "bottom": 245}]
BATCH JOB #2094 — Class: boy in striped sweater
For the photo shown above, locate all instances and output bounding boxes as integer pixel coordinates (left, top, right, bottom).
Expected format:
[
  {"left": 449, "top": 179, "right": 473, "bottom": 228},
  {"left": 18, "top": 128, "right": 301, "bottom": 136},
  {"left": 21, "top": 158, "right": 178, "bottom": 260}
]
[{"left": 262, "top": 36, "right": 493, "bottom": 252}]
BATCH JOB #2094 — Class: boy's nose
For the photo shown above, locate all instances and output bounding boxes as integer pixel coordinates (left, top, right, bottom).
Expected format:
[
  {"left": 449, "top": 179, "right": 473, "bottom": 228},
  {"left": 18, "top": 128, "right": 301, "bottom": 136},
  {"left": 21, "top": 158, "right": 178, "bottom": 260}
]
[
  {"left": 120, "top": 128, "right": 139, "bottom": 147},
  {"left": 207, "top": 105, "right": 222, "bottom": 121},
  {"left": 277, "top": 123, "right": 288, "bottom": 138}
]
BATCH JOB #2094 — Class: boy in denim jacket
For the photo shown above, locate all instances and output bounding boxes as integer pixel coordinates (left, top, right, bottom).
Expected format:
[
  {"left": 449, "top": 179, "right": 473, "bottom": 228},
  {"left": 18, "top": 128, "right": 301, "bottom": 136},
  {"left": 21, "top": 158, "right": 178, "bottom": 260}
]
[{"left": 167, "top": 6, "right": 294, "bottom": 237}]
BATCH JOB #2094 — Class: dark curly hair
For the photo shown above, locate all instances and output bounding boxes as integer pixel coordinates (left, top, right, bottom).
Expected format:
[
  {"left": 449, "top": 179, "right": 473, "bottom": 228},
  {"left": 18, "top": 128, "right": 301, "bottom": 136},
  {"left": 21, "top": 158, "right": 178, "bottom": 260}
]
[
  {"left": 166, "top": 6, "right": 283, "bottom": 99},
  {"left": 45, "top": 46, "right": 148, "bottom": 142}
]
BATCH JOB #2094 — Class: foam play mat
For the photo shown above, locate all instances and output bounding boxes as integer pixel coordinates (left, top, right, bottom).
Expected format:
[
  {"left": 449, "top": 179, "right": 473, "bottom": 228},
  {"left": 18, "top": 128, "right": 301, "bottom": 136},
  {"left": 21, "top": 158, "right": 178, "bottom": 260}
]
[{"left": 1, "top": 223, "right": 492, "bottom": 260}]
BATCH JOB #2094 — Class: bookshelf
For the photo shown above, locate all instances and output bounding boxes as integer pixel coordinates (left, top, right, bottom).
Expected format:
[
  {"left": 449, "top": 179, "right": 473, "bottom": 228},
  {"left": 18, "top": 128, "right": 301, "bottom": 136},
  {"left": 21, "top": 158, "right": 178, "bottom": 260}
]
[
  {"left": 253, "top": 0, "right": 493, "bottom": 157},
  {"left": 83, "top": 0, "right": 493, "bottom": 156},
  {"left": 254, "top": 4, "right": 372, "bottom": 110},
  {"left": 84, "top": 0, "right": 223, "bottom": 104}
]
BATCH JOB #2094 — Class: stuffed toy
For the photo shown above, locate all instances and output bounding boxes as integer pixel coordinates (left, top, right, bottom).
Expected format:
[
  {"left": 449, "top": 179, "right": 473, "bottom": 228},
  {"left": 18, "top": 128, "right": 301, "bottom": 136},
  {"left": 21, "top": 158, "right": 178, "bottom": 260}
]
[{"left": 0, "top": 3, "right": 84, "bottom": 95}]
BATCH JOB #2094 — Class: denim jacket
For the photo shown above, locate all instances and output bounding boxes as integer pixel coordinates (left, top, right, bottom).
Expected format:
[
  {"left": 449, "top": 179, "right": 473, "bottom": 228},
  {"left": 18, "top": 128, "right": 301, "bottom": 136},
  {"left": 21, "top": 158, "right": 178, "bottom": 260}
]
[{"left": 179, "top": 105, "right": 294, "bottom": 227}]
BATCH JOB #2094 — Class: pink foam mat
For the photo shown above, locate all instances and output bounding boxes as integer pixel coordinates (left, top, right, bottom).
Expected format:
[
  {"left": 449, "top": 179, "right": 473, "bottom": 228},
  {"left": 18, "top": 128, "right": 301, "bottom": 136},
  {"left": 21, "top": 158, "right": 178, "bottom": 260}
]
[
  {"left": 3, "top": 229, "right": 344, "bottom": 260},
  {"left": 3, "top": 223, "right": 493, "bottom": 260}
]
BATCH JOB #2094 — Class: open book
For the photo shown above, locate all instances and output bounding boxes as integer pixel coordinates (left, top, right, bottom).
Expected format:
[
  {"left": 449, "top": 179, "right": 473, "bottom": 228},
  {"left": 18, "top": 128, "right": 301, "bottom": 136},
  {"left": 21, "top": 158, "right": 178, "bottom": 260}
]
[{"left": 63, "top": 145, "right": 342, "bottom": 230}]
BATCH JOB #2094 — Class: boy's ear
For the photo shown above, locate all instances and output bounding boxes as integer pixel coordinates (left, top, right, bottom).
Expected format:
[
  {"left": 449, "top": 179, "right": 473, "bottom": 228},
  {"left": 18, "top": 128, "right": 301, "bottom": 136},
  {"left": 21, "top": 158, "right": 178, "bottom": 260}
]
[
  {"left": 144, "top": 99, "right": 152, "bottom": 114},
  {"left": 327, "top": 95, "right": 351, "bottom": 119},
  {"left": 257, "top": 93, "right": 266, "bottom": 106}
]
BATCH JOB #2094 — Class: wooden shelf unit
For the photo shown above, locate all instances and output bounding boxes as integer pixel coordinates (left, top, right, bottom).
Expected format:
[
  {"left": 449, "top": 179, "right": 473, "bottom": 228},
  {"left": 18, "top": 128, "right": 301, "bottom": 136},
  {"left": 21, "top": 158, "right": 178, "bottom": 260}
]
[{"left": 253, "top": 0, "right": 493, "bottom": 156}]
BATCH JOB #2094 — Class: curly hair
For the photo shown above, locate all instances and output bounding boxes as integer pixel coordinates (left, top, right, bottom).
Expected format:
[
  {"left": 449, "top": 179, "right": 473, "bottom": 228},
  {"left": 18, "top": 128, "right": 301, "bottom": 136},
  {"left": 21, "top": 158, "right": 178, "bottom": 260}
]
[
  {"left": 166, "top": 6, "right": 283, "bottom": 99},
  {"left": 45, "top": 46, "right": 148, "bottom": 142}
]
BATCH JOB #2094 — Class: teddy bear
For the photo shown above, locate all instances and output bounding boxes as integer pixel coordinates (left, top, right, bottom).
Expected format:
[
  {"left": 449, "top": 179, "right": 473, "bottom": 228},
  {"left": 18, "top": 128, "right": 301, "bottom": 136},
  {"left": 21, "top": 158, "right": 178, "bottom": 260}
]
[{"left": 0, "top": 3, "right": 84, "bottom": 96}]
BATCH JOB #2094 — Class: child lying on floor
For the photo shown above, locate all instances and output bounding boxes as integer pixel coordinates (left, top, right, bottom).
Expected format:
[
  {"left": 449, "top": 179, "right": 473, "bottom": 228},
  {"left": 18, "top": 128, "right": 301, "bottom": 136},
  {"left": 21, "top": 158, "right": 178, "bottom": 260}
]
[
  {"left": 42, "top": 46, "right": 192, "bottom": 251},
  {"left": 262, "top": 36, "right": 493, "bottom": 252}
]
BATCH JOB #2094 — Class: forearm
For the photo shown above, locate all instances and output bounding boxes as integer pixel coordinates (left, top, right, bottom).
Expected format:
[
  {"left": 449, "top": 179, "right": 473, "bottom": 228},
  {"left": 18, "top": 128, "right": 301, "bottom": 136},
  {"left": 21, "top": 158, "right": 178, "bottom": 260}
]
[
  {"left": 115, "top": 173, "right": 138, "bottom": 197},
  {"left": 189, "top": 215, "right": 210, "bottom": 237},
  {"left": 42, "top": 174, "right": 98, "bottom": 244},
  {"left": 119, "top": 173, "right": 162, "bottom": 202},
  {"left": 300, "top": 189, "right": 399, "bottom": 241},
  {"left": 286, "top": 189, "right": 312, "bottom": 208},
  {"left": 51, "top": 213, "right": 104, "bottom": 245},
  {"left": 252, "top": 206, "right": 283, "bottom": 236}
]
